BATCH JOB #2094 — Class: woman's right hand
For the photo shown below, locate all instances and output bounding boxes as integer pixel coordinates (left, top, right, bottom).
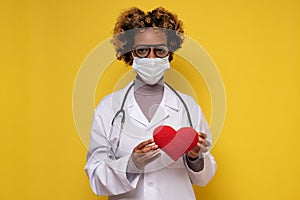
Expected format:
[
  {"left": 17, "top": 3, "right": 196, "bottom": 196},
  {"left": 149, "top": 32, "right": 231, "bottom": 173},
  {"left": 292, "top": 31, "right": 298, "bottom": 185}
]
[{"left": 131, "top": 139, "right": 161, "bottom": 170}]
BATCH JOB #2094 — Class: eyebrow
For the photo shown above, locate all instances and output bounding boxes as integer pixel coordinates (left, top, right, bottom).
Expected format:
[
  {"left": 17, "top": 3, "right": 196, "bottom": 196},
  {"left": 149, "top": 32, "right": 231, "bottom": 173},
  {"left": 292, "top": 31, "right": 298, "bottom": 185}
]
[{"left": 133, "top": 44, "right": 168, "bottom": 48}]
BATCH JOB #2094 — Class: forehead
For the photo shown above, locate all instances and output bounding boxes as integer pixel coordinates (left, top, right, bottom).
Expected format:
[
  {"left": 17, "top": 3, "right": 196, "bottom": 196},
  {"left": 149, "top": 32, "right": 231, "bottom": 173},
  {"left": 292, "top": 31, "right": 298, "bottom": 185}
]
[{"left": 134, "top": 28, "right": 167, "bottom": 46}]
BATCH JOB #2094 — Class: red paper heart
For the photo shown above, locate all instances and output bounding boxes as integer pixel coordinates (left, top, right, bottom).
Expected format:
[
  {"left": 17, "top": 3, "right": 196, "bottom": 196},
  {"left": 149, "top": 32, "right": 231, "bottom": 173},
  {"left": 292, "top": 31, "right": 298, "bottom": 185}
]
[{"left": 153, "top": 125, "right": 198, "bottom": 161}]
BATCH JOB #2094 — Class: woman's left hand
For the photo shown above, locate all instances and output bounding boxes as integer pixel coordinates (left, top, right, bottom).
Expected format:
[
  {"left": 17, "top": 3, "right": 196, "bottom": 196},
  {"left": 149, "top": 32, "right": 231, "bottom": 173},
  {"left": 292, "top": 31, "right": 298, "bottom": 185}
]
[{"left": 186, "top": 132, "right": 211, "bottom": 159}]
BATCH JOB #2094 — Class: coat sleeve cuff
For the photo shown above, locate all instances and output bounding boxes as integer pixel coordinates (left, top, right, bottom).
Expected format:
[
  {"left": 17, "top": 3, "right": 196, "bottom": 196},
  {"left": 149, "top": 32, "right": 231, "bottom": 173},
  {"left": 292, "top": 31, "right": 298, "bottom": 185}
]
[
  {"left": 185, "top": 154, "right": 204, "bottom": 172},
  {"left": 106, "top": 154, "right": 141, "bottom": 190},
  {"left": 126, "top": 155, "right": 143, "bottom": 183},
  {"left": 184, "top": 153, "right": 217, "bottom": 186}
]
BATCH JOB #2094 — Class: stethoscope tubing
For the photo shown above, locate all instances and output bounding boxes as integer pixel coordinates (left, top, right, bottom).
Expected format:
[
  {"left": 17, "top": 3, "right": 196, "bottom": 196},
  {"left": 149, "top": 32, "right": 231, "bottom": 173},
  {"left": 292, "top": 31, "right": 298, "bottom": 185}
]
[{"left": 108, "top": 81, "right": 193, "bottom": 159}]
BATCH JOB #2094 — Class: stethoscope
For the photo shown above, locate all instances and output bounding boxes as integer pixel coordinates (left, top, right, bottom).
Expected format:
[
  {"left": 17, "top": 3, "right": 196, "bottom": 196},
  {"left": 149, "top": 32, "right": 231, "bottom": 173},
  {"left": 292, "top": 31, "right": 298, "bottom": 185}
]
[{"left": 107, "top": 81, "right": 193, "bottom": 160}]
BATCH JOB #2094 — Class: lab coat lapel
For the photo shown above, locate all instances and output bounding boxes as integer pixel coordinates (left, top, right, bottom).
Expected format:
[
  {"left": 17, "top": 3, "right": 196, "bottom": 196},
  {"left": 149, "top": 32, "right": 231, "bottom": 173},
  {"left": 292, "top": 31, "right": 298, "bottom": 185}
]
[
  {"left": 147, "top": 84, "right": 179, "bottom": 130},
  {"left": 147, "top": 105, "right": 168, "bottom": 130},
  {"left": 127, "top": 95, "right": 168, "bottom": 129},
  {"left": 126, "top": 82, "right": 180, "bottom": 129},
  {"left": 126, "top": 90, "right": 149, "bottom": 127}
]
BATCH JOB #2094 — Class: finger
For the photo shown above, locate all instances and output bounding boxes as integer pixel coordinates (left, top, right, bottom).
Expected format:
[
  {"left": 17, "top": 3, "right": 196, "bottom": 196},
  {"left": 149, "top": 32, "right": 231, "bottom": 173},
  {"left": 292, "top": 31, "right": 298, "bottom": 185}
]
[
  {"left": 198, "top": 137, "right": 205, "bottom": 144},
  {"left": 141, "top": 144, "right": 158, "bottom": 153},
  {"left": 193, "top": 139, "right": 210, "bottom": 151},
  {"left": 187, "top": 150, "right": 199, "bottom": 158},
  {"left": 135, "top": 139, "right": 154, "bottom": 150},
  {"left": 150, "top": 144, "right": 159, "bottom": 150},
  {"left": 144, "top": 149, "right": 160, "bottom": 159},
  {"left": 137, "top": 149, "right": 161, "bottom": 168},
  {"left": 190, "top": 144, "right": 201, "bottom": 154},
  {"left": 200, "top": 146, "right": 208, "bottom": 153},
  {"left": 192, "top": 142, "right": 201, "bottom": 151},
  {"left": 199, "top": 132, "right": 207, "bottom": 139},
  {"left": 134, "top": 143, "right": 158, "bottom": 154},
  {"left": 203, "top": 140, "right": 211, "bottom": 147}
]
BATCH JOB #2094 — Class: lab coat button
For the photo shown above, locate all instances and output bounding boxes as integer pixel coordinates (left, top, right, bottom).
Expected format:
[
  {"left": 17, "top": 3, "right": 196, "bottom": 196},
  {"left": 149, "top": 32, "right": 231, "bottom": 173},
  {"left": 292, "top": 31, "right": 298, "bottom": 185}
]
[{"left": 148, "top": 182, "right": 153, "bottom": 187}]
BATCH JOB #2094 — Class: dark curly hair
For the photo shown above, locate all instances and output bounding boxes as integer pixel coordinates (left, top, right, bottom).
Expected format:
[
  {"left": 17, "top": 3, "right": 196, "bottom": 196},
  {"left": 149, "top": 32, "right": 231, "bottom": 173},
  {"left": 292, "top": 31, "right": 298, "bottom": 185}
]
[{"left": 111, "top": 7, "right": 185, "bottom": 65}]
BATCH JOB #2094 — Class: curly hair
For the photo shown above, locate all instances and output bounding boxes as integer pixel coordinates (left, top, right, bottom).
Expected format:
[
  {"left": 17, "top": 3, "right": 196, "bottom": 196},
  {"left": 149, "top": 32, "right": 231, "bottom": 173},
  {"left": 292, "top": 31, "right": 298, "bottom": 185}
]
[{"left": 111, "top": 7, "right": 184, "bottom": 65}]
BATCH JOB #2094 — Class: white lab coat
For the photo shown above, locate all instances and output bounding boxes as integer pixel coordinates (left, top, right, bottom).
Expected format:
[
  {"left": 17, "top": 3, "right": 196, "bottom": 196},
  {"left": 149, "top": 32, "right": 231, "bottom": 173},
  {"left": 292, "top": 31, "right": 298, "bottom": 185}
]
[{"left": 85, "top": 81, "right": 217, "bottom": 200}]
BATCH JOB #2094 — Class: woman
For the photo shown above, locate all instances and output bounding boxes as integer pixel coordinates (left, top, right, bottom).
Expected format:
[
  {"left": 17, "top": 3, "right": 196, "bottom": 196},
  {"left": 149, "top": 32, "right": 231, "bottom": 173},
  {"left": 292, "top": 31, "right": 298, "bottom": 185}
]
[{"left": 85, "top": 7, "right": 217, "bottom": 200}]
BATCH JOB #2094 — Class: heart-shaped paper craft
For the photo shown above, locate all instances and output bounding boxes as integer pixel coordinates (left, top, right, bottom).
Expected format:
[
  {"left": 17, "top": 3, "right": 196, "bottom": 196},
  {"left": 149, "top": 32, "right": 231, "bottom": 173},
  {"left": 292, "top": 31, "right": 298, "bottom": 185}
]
[{"left": 153, "top": 125, "right": 198, "bottom": 161}]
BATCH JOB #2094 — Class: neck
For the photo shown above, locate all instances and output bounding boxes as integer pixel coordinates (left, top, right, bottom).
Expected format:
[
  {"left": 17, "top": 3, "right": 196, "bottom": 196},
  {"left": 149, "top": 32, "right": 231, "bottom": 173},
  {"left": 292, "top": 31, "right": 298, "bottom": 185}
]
[{"left": 134, "top": 76, "right": 164, "bottom": 95}]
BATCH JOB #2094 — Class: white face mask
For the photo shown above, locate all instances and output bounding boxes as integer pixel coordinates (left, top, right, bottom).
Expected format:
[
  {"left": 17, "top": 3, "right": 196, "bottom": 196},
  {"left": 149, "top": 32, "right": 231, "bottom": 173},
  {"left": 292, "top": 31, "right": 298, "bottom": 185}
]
[{"left": 132, "top": 57, "right": 170, "bottom": 85}]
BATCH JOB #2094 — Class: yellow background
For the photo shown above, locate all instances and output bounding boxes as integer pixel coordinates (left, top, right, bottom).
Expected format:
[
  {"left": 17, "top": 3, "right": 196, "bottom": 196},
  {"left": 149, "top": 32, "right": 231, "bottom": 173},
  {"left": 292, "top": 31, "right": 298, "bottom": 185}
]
[{"left": 1, "top": 0, "right": 300, "bottom": 199}]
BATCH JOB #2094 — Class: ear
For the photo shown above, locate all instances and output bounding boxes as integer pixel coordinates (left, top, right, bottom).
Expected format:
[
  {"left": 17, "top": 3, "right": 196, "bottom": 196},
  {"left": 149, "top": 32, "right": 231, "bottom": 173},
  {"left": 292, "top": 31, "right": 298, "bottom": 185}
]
[
  {"left": 168, "top": 52, "right": 173, "bottom": 62},
  {"left": 130, "top": 52, "right": 135, "bottom": 65}
]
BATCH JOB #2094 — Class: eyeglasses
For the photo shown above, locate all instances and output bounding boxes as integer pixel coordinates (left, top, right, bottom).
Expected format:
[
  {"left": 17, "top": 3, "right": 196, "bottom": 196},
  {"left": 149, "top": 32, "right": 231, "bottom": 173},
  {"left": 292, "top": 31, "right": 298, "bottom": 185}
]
[{"left": 133, "top": 44, "right": 169, "bottom": 58}]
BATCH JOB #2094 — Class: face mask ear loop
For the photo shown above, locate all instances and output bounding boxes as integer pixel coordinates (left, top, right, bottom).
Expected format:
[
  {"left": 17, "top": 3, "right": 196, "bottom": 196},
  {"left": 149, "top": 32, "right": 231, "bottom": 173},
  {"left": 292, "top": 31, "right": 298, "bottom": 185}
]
[{"left": 131, "top": 52, "right": 135, "bottom": 63}]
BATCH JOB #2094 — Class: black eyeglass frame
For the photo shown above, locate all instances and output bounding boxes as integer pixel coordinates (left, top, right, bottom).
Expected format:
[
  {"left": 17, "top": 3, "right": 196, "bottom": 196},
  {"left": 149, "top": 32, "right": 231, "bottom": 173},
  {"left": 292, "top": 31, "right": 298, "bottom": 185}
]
[{"left": 132, "top": 44, "right": 170, "bottom": 58}]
